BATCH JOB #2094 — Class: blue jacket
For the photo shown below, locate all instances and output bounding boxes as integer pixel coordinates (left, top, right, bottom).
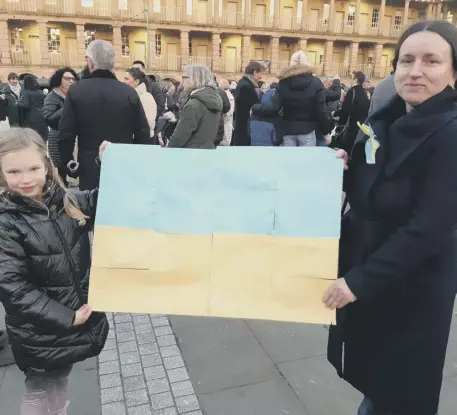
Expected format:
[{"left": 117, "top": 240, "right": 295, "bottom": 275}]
[{"left": 249, "top": 89, "right": 277, "bottom": 146}]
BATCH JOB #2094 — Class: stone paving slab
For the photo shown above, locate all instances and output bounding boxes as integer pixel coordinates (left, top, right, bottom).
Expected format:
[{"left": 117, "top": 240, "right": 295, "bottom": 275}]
[
  {"left": 101, "top": 312, "right": 202, "bottom": 415},
  {"left": 173, "top": 319, "right": 281, "bottom": 395}
]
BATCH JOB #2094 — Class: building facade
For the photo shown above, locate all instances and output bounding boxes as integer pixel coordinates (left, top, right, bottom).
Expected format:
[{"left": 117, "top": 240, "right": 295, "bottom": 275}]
[{"left": 0, "top": 0, "right": 454, "bottom": 81}]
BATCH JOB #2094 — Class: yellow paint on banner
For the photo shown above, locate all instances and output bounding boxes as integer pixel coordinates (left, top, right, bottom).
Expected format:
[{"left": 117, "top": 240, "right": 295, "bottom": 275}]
[{"left": 89, "top": 226, "right": 338, "bottom": 324}]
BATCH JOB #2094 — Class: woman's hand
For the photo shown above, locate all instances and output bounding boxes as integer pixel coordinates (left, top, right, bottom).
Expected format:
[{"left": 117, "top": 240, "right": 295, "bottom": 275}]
[
  {"left": 324, "top": 134, "right": 332, "bottom": 146},
  {"left": 335, "top": 149, "right": 349, "bottom": 170},
  {"left": 323, "top": 278, "right": 357, "bottom": 309},
  {"left": 99, "top": 141, "right": 110, "bottom": 161},
  {"left": 74, "top": 304, "right": 92, "bottom": 326}
]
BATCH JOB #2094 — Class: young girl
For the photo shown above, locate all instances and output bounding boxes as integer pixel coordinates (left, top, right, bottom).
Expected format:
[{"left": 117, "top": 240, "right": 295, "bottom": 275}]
[{"left": 0, "top": 127, "right": 110, "bottom": 415}]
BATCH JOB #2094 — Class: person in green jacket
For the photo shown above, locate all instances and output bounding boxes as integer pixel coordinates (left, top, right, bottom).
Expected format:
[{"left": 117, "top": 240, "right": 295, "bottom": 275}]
[{"left": 168, "top": 64, "right": 222, "bottom": 149}]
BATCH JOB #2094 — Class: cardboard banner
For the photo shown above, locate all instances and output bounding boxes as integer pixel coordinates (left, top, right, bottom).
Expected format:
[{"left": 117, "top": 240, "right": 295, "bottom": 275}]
[{"left": 89, "top": 146, "right": 343, "bottom": 324}]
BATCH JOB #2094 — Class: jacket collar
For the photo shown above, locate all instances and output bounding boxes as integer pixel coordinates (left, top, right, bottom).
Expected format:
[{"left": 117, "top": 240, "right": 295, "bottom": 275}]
[
  {"left": 89, "top": 69, "right": 117, "bottom": 80},
  {"left": 279, "top": 64, "right": 314, "bottom": 80},
  {"left": 354, "top": 87, "right": 457, "bottom": 193}
]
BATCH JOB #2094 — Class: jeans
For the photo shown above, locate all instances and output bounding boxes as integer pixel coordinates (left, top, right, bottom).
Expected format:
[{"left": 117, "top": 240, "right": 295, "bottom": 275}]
[
  {"left": 358, "top": 396, "right": 438, "bottom": 415},
  {"left": 21, "top": 366, "right": 72, "bottom": 415},
  {"left": 283, "top": 131, "right": 316, "bottom": 147}
]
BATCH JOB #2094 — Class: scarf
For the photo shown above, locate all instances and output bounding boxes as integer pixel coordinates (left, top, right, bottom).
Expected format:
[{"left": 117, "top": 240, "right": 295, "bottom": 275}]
[
  {"left": 8, "top": 82, "right": 21, "bottom": 99},
  {"left": 244, "top": 74, "right": 261, "bottom": 97}
]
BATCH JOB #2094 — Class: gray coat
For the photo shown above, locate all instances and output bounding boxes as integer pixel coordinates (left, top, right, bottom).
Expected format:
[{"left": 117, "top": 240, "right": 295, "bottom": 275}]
[
  {"left": 368, "top": 74, "right": 396, "bottom": 117},
  {"left": 169, "top": 86, "right": 223, "bottom": 149}
]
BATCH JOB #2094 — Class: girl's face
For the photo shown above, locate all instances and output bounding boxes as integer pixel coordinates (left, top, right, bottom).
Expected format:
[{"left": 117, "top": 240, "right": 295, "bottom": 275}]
[
  {"left": 1, "top": 147, "right": 47, "bottom": 200},
  {"left": 123, "top": 72, "right": 139, "bottom": 88},
  {"left": 9, "top": 78, "right": 18, "bottom": 86},
  {"left": 168, "top": 84, "right": 176, "bottom": 96}
]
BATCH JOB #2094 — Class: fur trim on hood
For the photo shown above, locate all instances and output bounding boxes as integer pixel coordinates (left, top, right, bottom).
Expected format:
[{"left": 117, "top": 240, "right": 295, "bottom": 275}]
[{"left": 279, "top": 65, "right": 315, "bottom": 80}]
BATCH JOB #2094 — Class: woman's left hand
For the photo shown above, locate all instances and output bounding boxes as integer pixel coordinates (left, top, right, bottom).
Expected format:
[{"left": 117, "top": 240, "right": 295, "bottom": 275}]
[
  {"left": 99, "top": 141, "right": 111, "bottom": 161},
  {"left": 323, "top": 278, "right": 357, "bottom": 309}
]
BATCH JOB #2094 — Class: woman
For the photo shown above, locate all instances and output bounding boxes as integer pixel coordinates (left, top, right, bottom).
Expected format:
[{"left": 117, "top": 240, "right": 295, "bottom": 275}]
[
  {"left": 161, "top": 81, "right": 179, "bottom": 118},
  {"left": 17, "top": 75, "right": 48, "bottom": 141},
  {"left": 251, "top": 50, "right": 331, "bottom": 147},
  {"left": 124, "top": 67, "right": 157, "bottom": 138},
  {"left": 2, "top": 72, "right": 21, "bottom": 127},
  {"left": 168, "top": 64, "right": 222, "bottom": 149},
  {"left": 333, "top": 71, "right": 370, "bottom": 153},
  {"left": 250, "top": 82, "right": 278, "bottom": 146},
  {"left": 43, "top": 67, "right": 77, "bottom": 184},
  {"left": 324, "top": 20, "right": 457, "bottom": 415}
]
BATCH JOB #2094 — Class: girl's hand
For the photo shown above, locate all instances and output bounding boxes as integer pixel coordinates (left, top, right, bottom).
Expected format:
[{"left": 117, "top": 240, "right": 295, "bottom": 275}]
[
  {"left": 99, "top": 141, "right": 111, "bottom": 162},
  {"left": 74, "top": 304, "right": 92, "bottom": 326},
  {"left": 324, "top": 134, "right": 332, "bottom": 145},
  {"left": 323, "top": 278, "right": 357, "bottom": 309},
  {"left": 335, "top": 149, "right": 349, "bottom": 170}
]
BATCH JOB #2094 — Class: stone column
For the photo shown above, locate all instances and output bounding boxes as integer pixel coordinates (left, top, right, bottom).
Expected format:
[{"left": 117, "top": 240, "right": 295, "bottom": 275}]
[
  {"left": 76, "top": 24, "right": 86, "bottom": 68},
  {"left": 212, "top": 33, "right": 221, "bottom": 72},
  {"left": 180, "top": 30, "right": 189, "bottom": 70},
  {"left": 403, "top": 0, "right": 410, "bottom": 28},
  {"left": 301, "top": 0, "right": 308, "bottom": 30},
  {"left": 426, "top": 3, "right": 433, "bottom": 20},
  {"left": 354, "top": 0, "right": 361, "bottom": 34},
  {"left": 328, "top": 0, "right": 335, "bottom": 33},
  {"left": 343, "top": 44, "right": 350, "bottom": 68},
  {"left": 349, "top": 41, "right": 359, "bottom": 74},
  {"left": 299, "top": 37, "right": 308, "bottom": 52},
  {"left": 270, "top": 36, "right": 279, "bottom": 74},
  {"left": 37, "top": 21, "right": 49, "bottom": 67},
  {"left": 374, "top": 43, "right": 383, "bottom": 78},
  {"left": 436, "top": 2, "right": 443, "bottom": 19},
  {"left": 179, "top": 0, "right": 188, "bottom": 22},
  {"left": 112, "top": 25, "right": 123, "bottom": 69},
  {"left": 274, "top": 0, "right": 281, "bottom": 30},
  {"left": 244, "top": 0, "right": 250, "bottom": 27},
  {"left": 0, "top": 19, "right": 11, "bottom": 65},
  {"left": 111, "top": 0, "right": 120, "bottom": 19},
  {"left": 148, "top": 28, "right": 156, "bottom": 70},
  {"left": 241, "top": 35, "right": 251, "bottom": 70},
  {"left": 378, "top": 0, "right": 386, "bottom": 36},
  {"left": 323, "top": 40, "right": 333, "bottom": 76}
]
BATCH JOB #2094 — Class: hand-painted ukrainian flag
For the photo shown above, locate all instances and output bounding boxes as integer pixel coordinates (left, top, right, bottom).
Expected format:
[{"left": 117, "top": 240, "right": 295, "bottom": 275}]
[{"left": 89, "top": 145, "right": 343, "bottom": 324}]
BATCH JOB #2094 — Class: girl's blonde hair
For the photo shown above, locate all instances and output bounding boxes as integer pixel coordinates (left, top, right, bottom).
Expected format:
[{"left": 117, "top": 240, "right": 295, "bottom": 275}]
[{"left": 0, "top": 128, "right": 88, "bottom": 225}]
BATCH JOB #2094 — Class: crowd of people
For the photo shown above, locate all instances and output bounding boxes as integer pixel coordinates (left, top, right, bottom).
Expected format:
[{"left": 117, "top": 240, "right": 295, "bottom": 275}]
[{"left": 0, "top": 18, "right": 457, "bottom": 415}]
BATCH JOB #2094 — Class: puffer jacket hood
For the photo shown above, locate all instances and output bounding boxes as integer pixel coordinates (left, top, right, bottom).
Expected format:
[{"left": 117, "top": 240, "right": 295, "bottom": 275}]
[
  {"left": 191, "top": 86, "right": 223, "bottom": 113},
  {"left": 0, "top": 185, "right": 108, "bottom": 372}
]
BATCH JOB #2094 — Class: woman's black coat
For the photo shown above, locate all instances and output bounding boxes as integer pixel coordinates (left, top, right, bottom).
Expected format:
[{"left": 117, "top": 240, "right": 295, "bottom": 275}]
[
  {"left": 328, "top": 88, "right": 457, "bottom": 415},
  {"left": 18, "top": 89, "right": 49, "bottom": 141},
  {"left": 0, "top": 186, "right": 109, "bottom": 372},
  {"left": 43, "top": 90, "right": 65, "bottom": 170}
]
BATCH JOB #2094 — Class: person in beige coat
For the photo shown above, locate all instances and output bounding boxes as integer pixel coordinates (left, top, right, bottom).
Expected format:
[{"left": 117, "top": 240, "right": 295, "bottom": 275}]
[{"left": 123, "top": 67, "right": 157, "bottom": 138}]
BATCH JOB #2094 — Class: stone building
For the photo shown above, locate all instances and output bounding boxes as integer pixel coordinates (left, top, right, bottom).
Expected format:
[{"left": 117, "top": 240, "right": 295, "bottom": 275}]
[{"left": 0, "top": 0, "right": 455, "bottom": 81}]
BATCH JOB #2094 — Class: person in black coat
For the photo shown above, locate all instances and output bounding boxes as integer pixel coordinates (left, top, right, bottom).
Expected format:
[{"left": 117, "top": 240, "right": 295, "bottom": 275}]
[
  {"left": 43, "top": 67, "right": 77, "bottom": 185},
  {"left": 324, "top": 20, "right": 457, "bottom": 415},
  {"left": 325, "top": 78, "right": 342, "bottom": 113},
  {"left": 0, "top": 128, "right": 109, "bottom": 413},
  {"left": 59, "top": 40, "right": 150, "bottom": 191},
  {"left": 232, "top": 61, "right": 264, "bottom": 146},
  {"left": 132, "top": 61, "right": 166, "bottom": 118},
  {"left": 334, "top": 71, "right": 370, "bottom": 153},
  {"left": 17, "top": 75, "right": 48, "bottom": 141},
  {"left": 252, "top": 51, "right": 331, "bottom": 146}
]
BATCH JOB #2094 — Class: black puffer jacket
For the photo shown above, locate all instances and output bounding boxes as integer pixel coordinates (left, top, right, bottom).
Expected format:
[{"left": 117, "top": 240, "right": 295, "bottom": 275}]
[
  {"left": 43, "top": 89, "right": 65, "bottom": 170},
  {"left": 251, "top": 65, "right": 331, "bottom": 137},
  {"left": 0, "top": 185, "right": 109, "bottom": 372}
]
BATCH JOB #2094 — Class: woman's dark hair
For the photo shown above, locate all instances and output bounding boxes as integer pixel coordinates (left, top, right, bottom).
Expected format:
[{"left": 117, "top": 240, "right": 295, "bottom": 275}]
[
  {"left": 353, "top": 71, "right": 365, "bottom": 85},
  {"left": 270, "top": 82, "right": 278, "bottom": 89},
  {"left": 392, "top": 20, "right": 457, "bottom": 72},
  {"left": 245, "top": 61, "right": 264, "bottom": 75},
  {"left": 127, "top": 67, "right": 148, "bottom": 85},
  {"left": 79, "top": 65, "right": 91, "bottom": 80},
  {"left": 49, "top": 67, "right": 77, "bottom": 89},
  {"left": 23, "top": 75, "right": 39, "bottom": 90},
  {"left": 7, "top": 72, "right": 18, "bottom": 81}
]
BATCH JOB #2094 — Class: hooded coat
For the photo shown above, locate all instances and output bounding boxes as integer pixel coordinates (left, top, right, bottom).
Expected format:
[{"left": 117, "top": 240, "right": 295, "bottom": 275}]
[
  {"left": 0, "top": 186, "right": 109, "bottom": 372},
  {"left": 251, "top": 65, "right": 331, "bottom": 140},
  {"left": 168, "top": 86, "right": 223, "bottom": 149}
]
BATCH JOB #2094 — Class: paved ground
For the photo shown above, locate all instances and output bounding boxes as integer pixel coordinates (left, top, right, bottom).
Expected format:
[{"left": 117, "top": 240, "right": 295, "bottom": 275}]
[{"left": 1, "top": 305, "right": 456, "bottom": 414}]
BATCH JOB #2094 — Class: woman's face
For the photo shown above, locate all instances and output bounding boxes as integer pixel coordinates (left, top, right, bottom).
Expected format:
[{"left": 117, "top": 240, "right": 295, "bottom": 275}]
[
  {"left": 395, "top": 31, "right": 456, "bottom": 107},
  {"left": 9, "top": 77, "right": 18, "bottom": 86},
  {"left": 167, "top": 84, "right": 176, "bottom": 96},
  {"left": 261, "top": 84, "right": 269, "bottom": 93},
  {"left": 61, "top": 72, "right": 76, "bottom": 93},
  {"left": 1, "top": 147, "right": 47, "bottom": 201},
  {"left": 123, "top": 72, "right": 138, "bottom": 88}
]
